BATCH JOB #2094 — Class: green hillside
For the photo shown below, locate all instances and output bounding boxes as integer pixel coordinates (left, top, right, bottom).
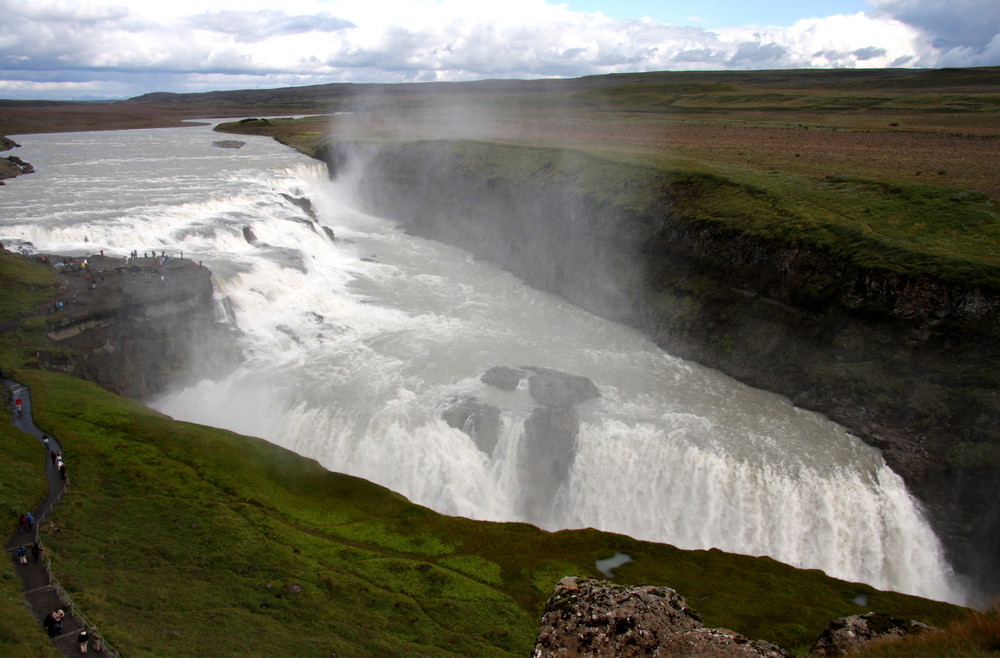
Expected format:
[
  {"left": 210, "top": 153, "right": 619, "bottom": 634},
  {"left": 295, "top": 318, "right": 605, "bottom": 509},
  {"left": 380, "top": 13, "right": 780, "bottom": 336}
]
[{"left": 0, "top": 251, "right": 973, "bottom": 657}]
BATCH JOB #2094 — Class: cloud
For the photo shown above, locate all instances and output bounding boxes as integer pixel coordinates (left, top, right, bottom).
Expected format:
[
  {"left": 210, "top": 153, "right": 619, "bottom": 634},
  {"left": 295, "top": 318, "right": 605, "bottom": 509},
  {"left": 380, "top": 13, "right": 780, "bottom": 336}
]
[
  {"left": 870, "top": 0, "right": 1000, "bottom": 65},
  {"left": 189, "top": 10, "right": 354, "bottom": 42},
  {"left": 0, "top": 0, "right": 993, "bottom": 100}
]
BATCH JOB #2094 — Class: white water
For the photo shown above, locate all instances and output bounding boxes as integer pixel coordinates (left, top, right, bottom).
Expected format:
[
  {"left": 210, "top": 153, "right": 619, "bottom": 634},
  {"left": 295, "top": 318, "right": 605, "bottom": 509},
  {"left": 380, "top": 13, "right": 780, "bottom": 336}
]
[{"left": 0, "top": 122, "right": 965, "bottom": 604}]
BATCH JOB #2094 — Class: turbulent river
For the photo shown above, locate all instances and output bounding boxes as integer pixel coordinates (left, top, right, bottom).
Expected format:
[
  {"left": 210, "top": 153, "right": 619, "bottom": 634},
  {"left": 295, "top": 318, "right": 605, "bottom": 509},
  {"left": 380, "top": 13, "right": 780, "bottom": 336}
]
[{"left": 1, "top": 121, "right": 965, "bottom": 604}]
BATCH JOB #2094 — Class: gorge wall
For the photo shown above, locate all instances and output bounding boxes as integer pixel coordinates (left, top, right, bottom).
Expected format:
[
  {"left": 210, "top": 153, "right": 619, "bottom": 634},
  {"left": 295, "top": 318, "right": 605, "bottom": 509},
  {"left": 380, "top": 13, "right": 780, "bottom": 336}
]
[
  {"left": 322, "top": 139, "right": 1000, "bottom": 597},
  {"left": 37, "top": 256, "right": 237, "bottom": 400}
]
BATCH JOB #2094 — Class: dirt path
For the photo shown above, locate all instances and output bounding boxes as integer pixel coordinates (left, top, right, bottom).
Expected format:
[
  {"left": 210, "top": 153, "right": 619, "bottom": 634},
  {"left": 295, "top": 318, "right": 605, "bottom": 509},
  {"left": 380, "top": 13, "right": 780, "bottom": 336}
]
[{"left": 3, "top": 379, "right": 115, "bottom": 657}]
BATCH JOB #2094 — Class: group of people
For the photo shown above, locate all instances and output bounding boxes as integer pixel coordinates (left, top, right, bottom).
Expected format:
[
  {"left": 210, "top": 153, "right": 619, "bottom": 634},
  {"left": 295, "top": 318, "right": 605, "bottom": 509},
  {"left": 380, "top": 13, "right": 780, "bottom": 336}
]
[
  {"left": 17, "top": 511, "right": 35, "bottom": 534},
  {"left": 14, "top": 540, "right": 42, "bottom": 565},
  {"left": 43, "top": 609, "right": 101, "bottom": 653}
]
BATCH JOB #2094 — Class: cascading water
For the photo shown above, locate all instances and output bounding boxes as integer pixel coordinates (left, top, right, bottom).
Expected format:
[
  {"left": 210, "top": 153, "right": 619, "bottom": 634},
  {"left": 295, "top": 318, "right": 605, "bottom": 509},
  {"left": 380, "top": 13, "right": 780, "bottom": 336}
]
[{"left": 0, "top": 123, "right": 965, "bottom": 604}]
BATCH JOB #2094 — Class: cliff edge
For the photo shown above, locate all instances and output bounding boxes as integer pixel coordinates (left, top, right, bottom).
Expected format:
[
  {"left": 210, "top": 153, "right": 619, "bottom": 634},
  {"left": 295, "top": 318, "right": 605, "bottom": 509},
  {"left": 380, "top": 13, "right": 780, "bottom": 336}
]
[
  {"left": 323, "top": 139, "right": 1000, "bottom": 598},
  {"left": 27, "top": 253, "right": 237, "bottom": 399}
]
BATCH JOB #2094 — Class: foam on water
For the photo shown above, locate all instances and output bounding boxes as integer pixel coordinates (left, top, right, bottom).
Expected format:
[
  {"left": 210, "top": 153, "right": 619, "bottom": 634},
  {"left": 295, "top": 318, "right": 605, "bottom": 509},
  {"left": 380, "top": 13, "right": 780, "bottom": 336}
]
[{"left": 0, "top": 124, "right": 966, "bottom": 604}]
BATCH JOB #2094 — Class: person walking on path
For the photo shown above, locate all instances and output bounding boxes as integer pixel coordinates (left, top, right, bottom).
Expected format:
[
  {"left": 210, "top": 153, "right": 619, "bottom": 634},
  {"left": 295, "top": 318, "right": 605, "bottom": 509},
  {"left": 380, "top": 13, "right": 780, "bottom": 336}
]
[
  {"left": 24, "top": 511, "right": 34, "bottom": 533},
  {"left": 43, "top": 609, "right": 64, "bottom": 637},
  {"left": 77, "top": 628, "right": 90, "bottom": 654},
  {"left": 31, "top": 540, "right": 42, "bottom": 563},
  {"left": 18, "top": 513, "right": 26, "bottom": 535},
  {"left": 15, "top": 544, "right": 27, "bottom": 564}
]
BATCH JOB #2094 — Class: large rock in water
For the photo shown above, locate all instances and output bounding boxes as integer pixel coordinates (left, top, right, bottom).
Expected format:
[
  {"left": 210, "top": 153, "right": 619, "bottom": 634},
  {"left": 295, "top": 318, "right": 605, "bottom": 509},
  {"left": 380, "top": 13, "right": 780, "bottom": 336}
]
[
  {"left": 480, "top": 365, "right": 600, "bottom": 407},
  {"left": 478, "top": 365, "right": 599, "bottom": 524},
  {"left": 532, "top": 577, "right": 793, "bottom": 657},
  {"left": 441, "top": 396, "right": 502, "bottom": 454},
  {"left": 518, "top": 405, "right": 579, "bottom": 523}
]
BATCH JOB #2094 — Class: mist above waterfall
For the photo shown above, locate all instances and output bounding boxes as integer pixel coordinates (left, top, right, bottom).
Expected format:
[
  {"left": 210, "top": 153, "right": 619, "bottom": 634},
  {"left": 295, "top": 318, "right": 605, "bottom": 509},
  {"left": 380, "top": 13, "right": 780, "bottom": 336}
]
[{"left": 0, "top": 123, "right": 967, "bottom": 605}]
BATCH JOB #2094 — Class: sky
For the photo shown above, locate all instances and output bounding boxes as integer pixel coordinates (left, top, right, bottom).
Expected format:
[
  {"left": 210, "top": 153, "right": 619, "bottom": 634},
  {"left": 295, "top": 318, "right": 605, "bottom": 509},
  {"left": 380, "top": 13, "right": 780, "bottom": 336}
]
[{"left": 1, "top": 0, "right": 998, "bottom": 100}]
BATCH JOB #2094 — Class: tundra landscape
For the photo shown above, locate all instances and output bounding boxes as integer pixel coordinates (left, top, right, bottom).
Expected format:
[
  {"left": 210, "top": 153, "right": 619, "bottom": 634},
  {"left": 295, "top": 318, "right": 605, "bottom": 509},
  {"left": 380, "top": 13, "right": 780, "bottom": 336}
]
[{"left": 2, "top": 66, "right": 999, "bottom": 656}]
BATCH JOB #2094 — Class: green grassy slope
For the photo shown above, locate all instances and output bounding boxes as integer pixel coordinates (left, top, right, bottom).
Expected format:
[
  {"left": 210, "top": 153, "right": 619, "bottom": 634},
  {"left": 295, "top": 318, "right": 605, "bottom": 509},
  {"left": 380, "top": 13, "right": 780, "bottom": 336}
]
[{"left": 0, "top": 250, "right": 971, "bottom": 656}]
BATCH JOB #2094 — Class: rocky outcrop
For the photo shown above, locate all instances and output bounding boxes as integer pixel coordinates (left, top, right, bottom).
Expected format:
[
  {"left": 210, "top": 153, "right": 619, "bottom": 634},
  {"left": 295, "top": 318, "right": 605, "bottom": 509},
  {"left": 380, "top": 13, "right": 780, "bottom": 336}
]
[
  {"left": 443, "top": 365, "right": 600, "bottom": 525},
  {"left": 326, "top": 139, "right": 1000, "bottom": 595},
  {"left": 532, "top": 577, "right": 792, "bottom": 657},
  {"left": 1, "top": 136, "right": 33, "bottom": 185},
  {"left": 212, "top": 140, "right": 246, "bottom": 149},
  {"left": 36, "top": 255, "right": 238, "bottom": 400},
  {"left": 808, "top": 612, "right": 936, "bottom": 656}
]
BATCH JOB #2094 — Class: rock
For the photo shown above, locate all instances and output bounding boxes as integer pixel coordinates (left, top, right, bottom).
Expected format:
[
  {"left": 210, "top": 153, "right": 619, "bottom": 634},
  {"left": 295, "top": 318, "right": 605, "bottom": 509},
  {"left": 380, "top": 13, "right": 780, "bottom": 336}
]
[
  {"left": 808, "top": 612, "right": 936, "bottom": 656},
  {"left": 0, "top": 136, "right": 20, "bottom": 151},
  {"left": 322, "top": 226, "right": 336, "bottom": 241},
  {"left": 518, "top": 405, "right": 579, "bottom": 523},
  {"left": 524, "top": 366, "right": 600, "bottom": 407},
  {"left": 280, "top": 193, "right": 318, "bottom": 219},
  {"left": 481, "top": 365, "right": 600, "bottom": 407},
  {"left": 212, "top": 140, "right": 246, "bottom": 149},
  {"left": 242, "top": 225, "right": 258, "bottom": 244},
  {"left": 533, "top": 577, "right": 794, "bottom": 658},
  {"left": 441, "top": 396, "right": 502, "bottom": 454},
  {"left": 533, "top": 577, "right": 702, "bottom": 657},
  {"left": 481, "top": 365, "right": 526, "bottom": 391},
  {"left": 660, "top": 628, "right": 794, "bottom": 657},
  {"left": 37, "top": 254, "right": 240, "bottom": 400},
  {"left": 0, "top": 155, "right": 34, "bottom": 182}
]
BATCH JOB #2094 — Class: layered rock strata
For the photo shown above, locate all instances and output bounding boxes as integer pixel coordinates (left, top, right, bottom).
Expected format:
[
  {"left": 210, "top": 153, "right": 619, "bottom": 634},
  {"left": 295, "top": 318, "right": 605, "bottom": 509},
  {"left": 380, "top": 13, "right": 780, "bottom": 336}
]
[
  {"left": 325, "top": 139, "right": 1000, "bottom": 594},
  {"left": 37, "top": 255, "right": 237, "bottom": 399}
]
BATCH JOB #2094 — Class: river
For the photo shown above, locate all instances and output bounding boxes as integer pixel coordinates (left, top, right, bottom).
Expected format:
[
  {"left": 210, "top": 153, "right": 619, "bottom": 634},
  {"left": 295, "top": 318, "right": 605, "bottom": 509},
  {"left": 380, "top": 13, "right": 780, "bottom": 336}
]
[{"left": 0, "top": 121, "right": 965, "bottom": 604}]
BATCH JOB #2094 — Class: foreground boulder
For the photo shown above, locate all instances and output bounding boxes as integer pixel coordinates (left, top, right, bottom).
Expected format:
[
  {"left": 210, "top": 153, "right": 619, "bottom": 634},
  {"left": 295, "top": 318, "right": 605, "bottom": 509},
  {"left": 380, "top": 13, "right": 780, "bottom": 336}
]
[
  {"left": 533, "top": 577, "right": 792, "bottom": 657},
  {"left": 808, "top": 612, "right": 936, "bottom": 656}
]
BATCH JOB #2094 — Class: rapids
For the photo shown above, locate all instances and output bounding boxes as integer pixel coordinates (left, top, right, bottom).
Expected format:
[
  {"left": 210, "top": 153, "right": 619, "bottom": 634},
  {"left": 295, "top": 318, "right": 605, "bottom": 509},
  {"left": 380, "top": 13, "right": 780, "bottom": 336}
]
[{"left": 0, "top": 122, "right": 965, "bottom": 604}]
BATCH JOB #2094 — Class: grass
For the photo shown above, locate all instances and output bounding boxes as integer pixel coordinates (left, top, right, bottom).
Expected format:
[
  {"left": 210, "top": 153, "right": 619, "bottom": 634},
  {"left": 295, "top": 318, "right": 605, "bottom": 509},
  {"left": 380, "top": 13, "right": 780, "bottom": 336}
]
[
  {"left": 321, "top": 137, "right": 1000, "bottom": 288},
  {"left": 857, "top": 605, "right": 1000, "bottom": 657},
  {"left": 3, "top": 68, "right": 999, "bottom": 655},
  {"left": 0, "top": 360, "right": 966, "bottom": 656}
]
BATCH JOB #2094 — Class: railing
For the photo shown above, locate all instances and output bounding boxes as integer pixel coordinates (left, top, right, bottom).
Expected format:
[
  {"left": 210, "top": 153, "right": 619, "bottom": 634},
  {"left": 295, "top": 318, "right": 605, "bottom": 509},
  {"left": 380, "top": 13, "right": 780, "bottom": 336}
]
[
  {"left": 46, "top": 558, "right": 121, "bottom": 658},
  {"left": 4, "top": 378, "right": 119, "bottom": 657}
]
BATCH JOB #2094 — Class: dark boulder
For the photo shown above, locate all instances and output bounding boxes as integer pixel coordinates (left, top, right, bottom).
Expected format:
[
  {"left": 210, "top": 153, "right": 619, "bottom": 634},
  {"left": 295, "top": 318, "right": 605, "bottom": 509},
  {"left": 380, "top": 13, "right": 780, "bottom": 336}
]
[
  {"left": 808, "top": 612, "right": 936, "bottom": 656},
  {"left": 481, "top": 365, "right": 600, "bottom": 407},
  {"left": 212, "top": 140, "right": 246, "bottom": 149},
  {"left": 533, "top": 577, "right": 792, "bottom": 657},
  {"left": 523, "top": 366, "right": 600, "bottom": 407},
  {"left": 441, "top": 396, "right": 502, "bottom": 454},
  {"left": 518, "top": 405, "right": 579, "bottom": 523},
  {"left": 242, "top": 226, "right": 258, "bottom": 244},
  {"left": 481, "top": 365, "right": 526, "bottom": 391},
  {"left": 280, "top": 193, "right": 318, "bottom": 220}
]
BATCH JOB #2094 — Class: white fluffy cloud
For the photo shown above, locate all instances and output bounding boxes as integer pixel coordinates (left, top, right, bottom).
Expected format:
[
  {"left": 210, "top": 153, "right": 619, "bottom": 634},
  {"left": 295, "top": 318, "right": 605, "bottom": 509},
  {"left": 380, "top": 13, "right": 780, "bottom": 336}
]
[{"left": 0, "top": 0, "right": 995, "bottom": 99}]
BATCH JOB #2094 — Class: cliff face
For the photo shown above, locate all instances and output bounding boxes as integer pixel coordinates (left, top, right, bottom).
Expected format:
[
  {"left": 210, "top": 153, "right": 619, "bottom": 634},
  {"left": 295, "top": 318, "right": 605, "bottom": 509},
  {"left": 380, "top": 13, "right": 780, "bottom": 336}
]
[
  {"left": 38, "top": 256, "right": 237, "bottom": 400},
  {"left": 325, "top": 140, "right": 1000, "bottom": 596}
]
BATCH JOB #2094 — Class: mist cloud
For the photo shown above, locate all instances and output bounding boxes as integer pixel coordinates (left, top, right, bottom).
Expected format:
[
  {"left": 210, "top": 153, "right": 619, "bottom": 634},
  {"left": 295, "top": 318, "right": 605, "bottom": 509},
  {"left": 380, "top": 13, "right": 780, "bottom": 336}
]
[{"left": 0, "top": 0, "right": 996, "bottom": 100}]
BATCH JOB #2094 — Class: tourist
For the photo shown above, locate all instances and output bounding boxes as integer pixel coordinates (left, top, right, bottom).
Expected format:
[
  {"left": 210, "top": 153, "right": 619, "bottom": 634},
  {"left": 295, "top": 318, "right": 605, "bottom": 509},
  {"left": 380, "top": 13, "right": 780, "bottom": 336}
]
[
  {"left": 15, "top": 545, "right": 27, "bottom": 564},
  {"left": 31, "top": 541, "right": 42, "bottom": 563},
  {"left": 43, "top": 609, "right": 64, "bottom": 637},
  {"left": 77, "top": 628, "right": 90, "bottom": 653}
]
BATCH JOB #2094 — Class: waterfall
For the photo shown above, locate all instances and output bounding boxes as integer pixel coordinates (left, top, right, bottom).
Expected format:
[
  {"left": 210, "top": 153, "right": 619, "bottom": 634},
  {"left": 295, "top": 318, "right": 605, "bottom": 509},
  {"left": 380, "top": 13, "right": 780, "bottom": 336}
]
[{"left": 0, "top": 125, "right": 966, "bottom": 604}]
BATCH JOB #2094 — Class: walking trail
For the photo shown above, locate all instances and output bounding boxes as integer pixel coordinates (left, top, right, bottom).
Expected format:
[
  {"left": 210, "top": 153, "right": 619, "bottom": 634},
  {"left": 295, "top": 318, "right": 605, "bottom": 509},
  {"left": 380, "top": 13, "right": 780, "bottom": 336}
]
[{"left": 3, "top": 378, "right": 114, "bottom": 656}]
